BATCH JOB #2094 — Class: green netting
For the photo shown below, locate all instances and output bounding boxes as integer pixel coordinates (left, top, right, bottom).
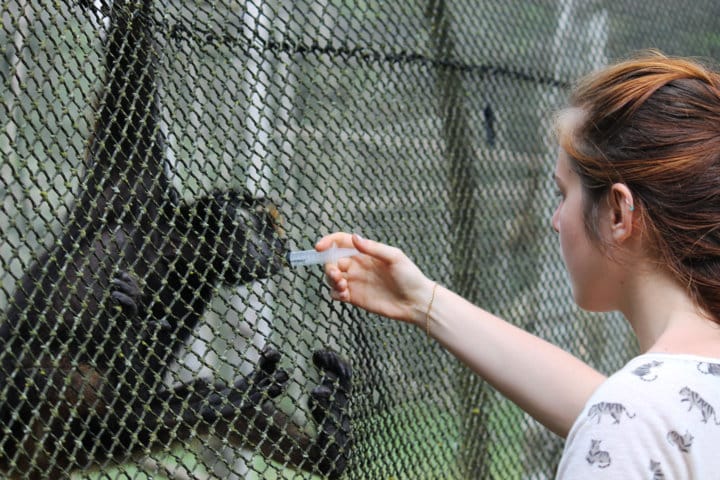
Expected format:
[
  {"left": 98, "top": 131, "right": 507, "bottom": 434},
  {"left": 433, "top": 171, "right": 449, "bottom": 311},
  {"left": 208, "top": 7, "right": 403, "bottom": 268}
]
[{"left": 1, "top": 0, "right": 719, "bottom": 478}]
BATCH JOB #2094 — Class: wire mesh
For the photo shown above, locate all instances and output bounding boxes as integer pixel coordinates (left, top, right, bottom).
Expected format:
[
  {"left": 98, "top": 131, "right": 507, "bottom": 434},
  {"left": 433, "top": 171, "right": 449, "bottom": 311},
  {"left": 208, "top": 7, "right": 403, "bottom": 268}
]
[{"left": 1, "top": 0, "right": 719, "bottom": 478}]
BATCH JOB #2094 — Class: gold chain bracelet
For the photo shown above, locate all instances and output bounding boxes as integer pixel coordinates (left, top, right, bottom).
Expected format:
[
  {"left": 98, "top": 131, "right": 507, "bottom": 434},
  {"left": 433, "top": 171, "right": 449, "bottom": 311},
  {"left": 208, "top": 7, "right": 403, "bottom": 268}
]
[{"left": 425, "top": 282, "right": 438, "bottom": 338}]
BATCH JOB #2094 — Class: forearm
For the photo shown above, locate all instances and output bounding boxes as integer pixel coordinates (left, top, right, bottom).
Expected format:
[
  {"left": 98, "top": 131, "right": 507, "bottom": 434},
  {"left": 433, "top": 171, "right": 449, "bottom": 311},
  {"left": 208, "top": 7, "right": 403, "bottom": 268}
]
[
  {"left": 421, "top": 284, "right": 606, "bottom": 438},
  {"left": 317, "top": 233, "right": 604, "bottom": 435}
]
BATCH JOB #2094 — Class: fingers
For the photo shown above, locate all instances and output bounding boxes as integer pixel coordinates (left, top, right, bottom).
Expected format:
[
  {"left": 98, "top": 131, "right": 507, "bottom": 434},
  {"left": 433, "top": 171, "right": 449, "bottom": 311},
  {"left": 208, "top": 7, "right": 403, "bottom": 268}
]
[
  {"left": 110, "top": 271, "right": 141, "bottom": 315},
  {"left": 324, "top": 264, "right": 349, "bottom": 301},
  {"left": 313, "top": 349, "right": 352, "bottom": 391},
  {"left": 318, "top": 233, "right": 385, "bottom": 305},
  {"left": 325, "top": 266, "right": 346, "bottom": 286},
  {"left": 335, "top": 256, "right": 353, "bottom": 272},
  {"left": 258, "top": 347, "right": 281, "bottom": 373},
  {"left": 316, "top": 232, "right": 401, "bottom": 265},
  {"left": 315, "top": 232, "right": 353, "bottom": 251},
  {"left": 110, "top": 290, "right": 138, "bottom": 316},
  {"left": 318, "top": 232, "right": 405, "bottom": 307},
  {"left": 349, "top": 233, "right": 404, "bottom": 265}
]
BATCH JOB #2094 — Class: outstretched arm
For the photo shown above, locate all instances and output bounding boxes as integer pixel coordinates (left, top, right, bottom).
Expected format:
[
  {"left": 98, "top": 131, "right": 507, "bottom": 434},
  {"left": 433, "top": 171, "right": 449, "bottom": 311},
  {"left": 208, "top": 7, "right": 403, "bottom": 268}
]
[{"left": 317, "top": 233, "right": 606, "bottom": 437}]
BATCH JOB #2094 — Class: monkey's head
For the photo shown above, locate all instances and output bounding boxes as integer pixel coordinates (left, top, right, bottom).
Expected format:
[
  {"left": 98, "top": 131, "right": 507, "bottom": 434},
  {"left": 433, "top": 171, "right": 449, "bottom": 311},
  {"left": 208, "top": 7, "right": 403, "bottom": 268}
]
[{"left": 197, "top": 190, "right": 287, "bottom": 285}]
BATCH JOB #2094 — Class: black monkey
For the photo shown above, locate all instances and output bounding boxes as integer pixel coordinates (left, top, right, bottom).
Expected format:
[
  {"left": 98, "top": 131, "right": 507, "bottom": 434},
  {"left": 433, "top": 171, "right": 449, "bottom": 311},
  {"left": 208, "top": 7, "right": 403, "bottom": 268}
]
[{"left": 0, "top": 1, "right": 351, "bottom": 478}]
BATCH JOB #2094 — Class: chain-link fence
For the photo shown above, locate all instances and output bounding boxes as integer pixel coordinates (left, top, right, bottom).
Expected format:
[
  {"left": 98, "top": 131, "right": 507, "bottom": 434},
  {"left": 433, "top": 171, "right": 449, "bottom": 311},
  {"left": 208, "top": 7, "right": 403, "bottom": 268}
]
[{"left": 1, "top": 0, "right": 719, "bottom": 478}]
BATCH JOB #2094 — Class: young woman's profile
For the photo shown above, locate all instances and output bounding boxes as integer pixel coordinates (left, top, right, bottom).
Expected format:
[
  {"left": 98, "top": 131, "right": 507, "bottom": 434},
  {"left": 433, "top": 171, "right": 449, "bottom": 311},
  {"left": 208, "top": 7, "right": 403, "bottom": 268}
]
[{"left": 318, "top": 51, "right": 720, "bottom": 478}]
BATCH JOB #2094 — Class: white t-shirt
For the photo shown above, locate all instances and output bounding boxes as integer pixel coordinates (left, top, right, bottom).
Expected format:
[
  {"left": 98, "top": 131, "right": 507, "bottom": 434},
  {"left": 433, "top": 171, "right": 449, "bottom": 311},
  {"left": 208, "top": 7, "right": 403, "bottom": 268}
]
[{"left": 556, "top": 353, "right": 720, "bottom": 479}]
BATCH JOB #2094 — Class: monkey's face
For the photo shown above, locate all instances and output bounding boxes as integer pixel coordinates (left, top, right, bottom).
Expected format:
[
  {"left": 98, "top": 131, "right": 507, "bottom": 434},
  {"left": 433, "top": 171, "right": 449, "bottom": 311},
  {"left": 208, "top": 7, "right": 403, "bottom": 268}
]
[{"left": 212, "top": 191, "right": 287, "bottom": 285}]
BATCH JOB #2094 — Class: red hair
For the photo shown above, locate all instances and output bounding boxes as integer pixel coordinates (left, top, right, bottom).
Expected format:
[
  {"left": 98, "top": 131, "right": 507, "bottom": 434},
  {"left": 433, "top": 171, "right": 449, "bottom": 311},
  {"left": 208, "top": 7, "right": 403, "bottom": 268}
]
[{"left": 558, "top": 51, "right": 720, "bottom": 322}]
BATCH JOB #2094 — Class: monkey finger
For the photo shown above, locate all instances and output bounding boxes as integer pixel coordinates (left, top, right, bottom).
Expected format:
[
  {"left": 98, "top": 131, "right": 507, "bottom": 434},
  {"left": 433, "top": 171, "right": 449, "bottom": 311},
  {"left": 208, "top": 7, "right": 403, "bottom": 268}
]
[
  {"left": 250, "top": 379, "right": 277, "bottom": 401},
  {"left": 233, "top": 383, "right": 264, "bottom": 408},
  {"left": 313, "top": 349, "right": 352, "bottom": 391},
  {"left": 309, "top": 386, "right": 346, "bottom": 434},
  {"left": 111, "top": 272, "right": 141, "bottom": 296},
  {"left": 279, "top": 363, "right": 289, "bottom": 378},
  {"left": 156, "top": 318, "right": 172, "bottom": 330},
  {"left": 274, "top": 369, "right": 289, "bottom": 387},
  {"left": 207, "top": 391, "right": 224, "bottom": 405},
  {"left": 309, "top": 384, "right": 333, "bottom": 413},
  {"left": 258, "top": 347, "right": 281, "bottom": 373},
  {"left": 267, "top": 371, "right": 289, "bottom": 398},
  {"left": 110, "top": 291, "right": 138, "bottom": 316}
]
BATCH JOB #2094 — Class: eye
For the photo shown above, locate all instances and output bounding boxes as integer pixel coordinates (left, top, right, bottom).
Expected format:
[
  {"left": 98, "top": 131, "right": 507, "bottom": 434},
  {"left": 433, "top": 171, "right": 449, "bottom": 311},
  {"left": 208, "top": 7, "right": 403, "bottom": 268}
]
[{"left": 554, "top": 188, "right": 565, "bottom": 200}]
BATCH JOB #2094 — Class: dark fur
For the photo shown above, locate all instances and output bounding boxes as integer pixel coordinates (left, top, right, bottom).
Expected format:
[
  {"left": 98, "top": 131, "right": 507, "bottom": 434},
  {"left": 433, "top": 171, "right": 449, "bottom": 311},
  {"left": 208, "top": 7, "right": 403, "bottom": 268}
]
[{"left": 0, "top": 1, "right": 351, "bottom": 478}]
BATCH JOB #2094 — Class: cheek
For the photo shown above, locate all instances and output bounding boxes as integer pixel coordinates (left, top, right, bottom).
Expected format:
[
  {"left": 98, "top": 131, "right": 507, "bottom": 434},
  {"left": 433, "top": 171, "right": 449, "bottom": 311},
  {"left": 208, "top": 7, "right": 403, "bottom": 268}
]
[
  {"left": 556, "top": 196, "right": 587, "bottom": 256},
  {"left": 559, "top": 223, "right": 584, "bottom": 275},
  {"left": 557, "top": 208, "right": 594, "bottom": 293},
  {"left": 559, "top": 220, "right": 617, "bottom": 310},
  {"left": 561, "top": 241, "right": 594, "bottom": 308},
  {"left": 556, "top": 205, "right": 579, "bottom": 257}
]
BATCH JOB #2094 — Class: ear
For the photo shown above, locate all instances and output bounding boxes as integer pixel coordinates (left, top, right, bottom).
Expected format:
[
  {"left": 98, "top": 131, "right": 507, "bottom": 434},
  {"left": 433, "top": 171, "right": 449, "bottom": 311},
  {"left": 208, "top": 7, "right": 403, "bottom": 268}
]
[{"left": 607, "top": 183, "right": 635, "bottom": 243}]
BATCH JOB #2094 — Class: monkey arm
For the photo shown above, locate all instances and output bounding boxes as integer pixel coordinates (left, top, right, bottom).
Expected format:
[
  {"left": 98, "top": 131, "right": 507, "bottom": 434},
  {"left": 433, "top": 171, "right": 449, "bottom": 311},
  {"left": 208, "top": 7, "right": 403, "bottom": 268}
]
[
  {"left": 220, "top": 350, "right": 352, "bottom": 479},
  {"left": 153, "top": 349, "right": 352, "bottom": 479}
]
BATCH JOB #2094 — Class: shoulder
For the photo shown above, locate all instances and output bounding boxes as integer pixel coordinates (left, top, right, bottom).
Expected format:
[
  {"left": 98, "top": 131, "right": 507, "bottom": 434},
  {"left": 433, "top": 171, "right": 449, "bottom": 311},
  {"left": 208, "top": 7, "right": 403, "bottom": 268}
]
[
  {"left": 556, "top": 353, "right": 720, "bottom": 479},
  {"left": 589, "top": 353, "right": 720, "bottom": 404}
]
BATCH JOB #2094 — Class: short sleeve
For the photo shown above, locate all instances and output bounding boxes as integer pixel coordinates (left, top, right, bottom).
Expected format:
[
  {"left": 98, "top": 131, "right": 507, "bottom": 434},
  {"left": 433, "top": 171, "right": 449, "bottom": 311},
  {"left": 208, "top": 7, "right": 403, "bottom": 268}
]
[
  {"left": 556, "top": 354, "right": 720, "bottom": 479},
  {"left": 556, "top": 388, "right": 654, "bottom": 478}
]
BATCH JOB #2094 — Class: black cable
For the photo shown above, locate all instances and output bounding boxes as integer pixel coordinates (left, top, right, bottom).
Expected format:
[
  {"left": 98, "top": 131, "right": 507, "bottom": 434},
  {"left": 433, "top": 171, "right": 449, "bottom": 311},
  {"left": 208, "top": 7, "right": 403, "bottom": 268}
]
[{"left": 158, "top": 17, "right": 570, "bottom": 89}]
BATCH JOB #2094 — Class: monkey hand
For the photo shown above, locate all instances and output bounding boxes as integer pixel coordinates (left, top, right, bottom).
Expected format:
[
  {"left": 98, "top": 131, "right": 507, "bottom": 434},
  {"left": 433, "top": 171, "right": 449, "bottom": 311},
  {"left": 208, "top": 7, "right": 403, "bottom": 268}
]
[
  {"left": 198, "top": 347, "right": 289, "bottom": 421},
  {"left": 110, "top": 271, "right": 142, "bottom": 318},
  {"left": 234, "top": 346, "right": 290, "bottom": 408},
  {"left": 110, "top": 271, "right": 171, "bottom": 333},
  {"left": 309, "top": 349, "right": 353, "bottom": 479}
]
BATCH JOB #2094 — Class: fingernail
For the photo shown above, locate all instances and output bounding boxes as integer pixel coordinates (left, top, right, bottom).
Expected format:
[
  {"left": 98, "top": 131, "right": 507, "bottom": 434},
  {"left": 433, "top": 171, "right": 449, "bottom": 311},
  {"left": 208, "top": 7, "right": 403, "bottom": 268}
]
[{"left": 353, "top": 233, "right": 363, "bottom": 241}]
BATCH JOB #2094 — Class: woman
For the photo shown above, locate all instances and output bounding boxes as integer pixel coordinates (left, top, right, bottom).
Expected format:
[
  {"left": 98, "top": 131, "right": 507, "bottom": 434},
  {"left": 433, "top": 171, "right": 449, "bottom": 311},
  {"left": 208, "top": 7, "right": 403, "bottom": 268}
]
[{"left": 317, "top": 52, "right": 720, "bottom": 478}]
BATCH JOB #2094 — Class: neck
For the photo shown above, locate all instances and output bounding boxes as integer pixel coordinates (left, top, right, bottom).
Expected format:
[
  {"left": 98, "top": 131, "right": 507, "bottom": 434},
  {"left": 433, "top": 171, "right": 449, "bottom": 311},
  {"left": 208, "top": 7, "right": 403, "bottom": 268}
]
[{"left": 621, "top": 267, "right": 720, "bottom": 356}]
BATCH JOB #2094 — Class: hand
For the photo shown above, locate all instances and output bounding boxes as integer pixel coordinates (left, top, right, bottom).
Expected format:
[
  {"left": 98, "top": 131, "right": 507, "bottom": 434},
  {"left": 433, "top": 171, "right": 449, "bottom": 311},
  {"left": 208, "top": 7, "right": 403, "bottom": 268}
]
[{"left": 316, "top": 233, "right": 435, "bottom": 326}]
